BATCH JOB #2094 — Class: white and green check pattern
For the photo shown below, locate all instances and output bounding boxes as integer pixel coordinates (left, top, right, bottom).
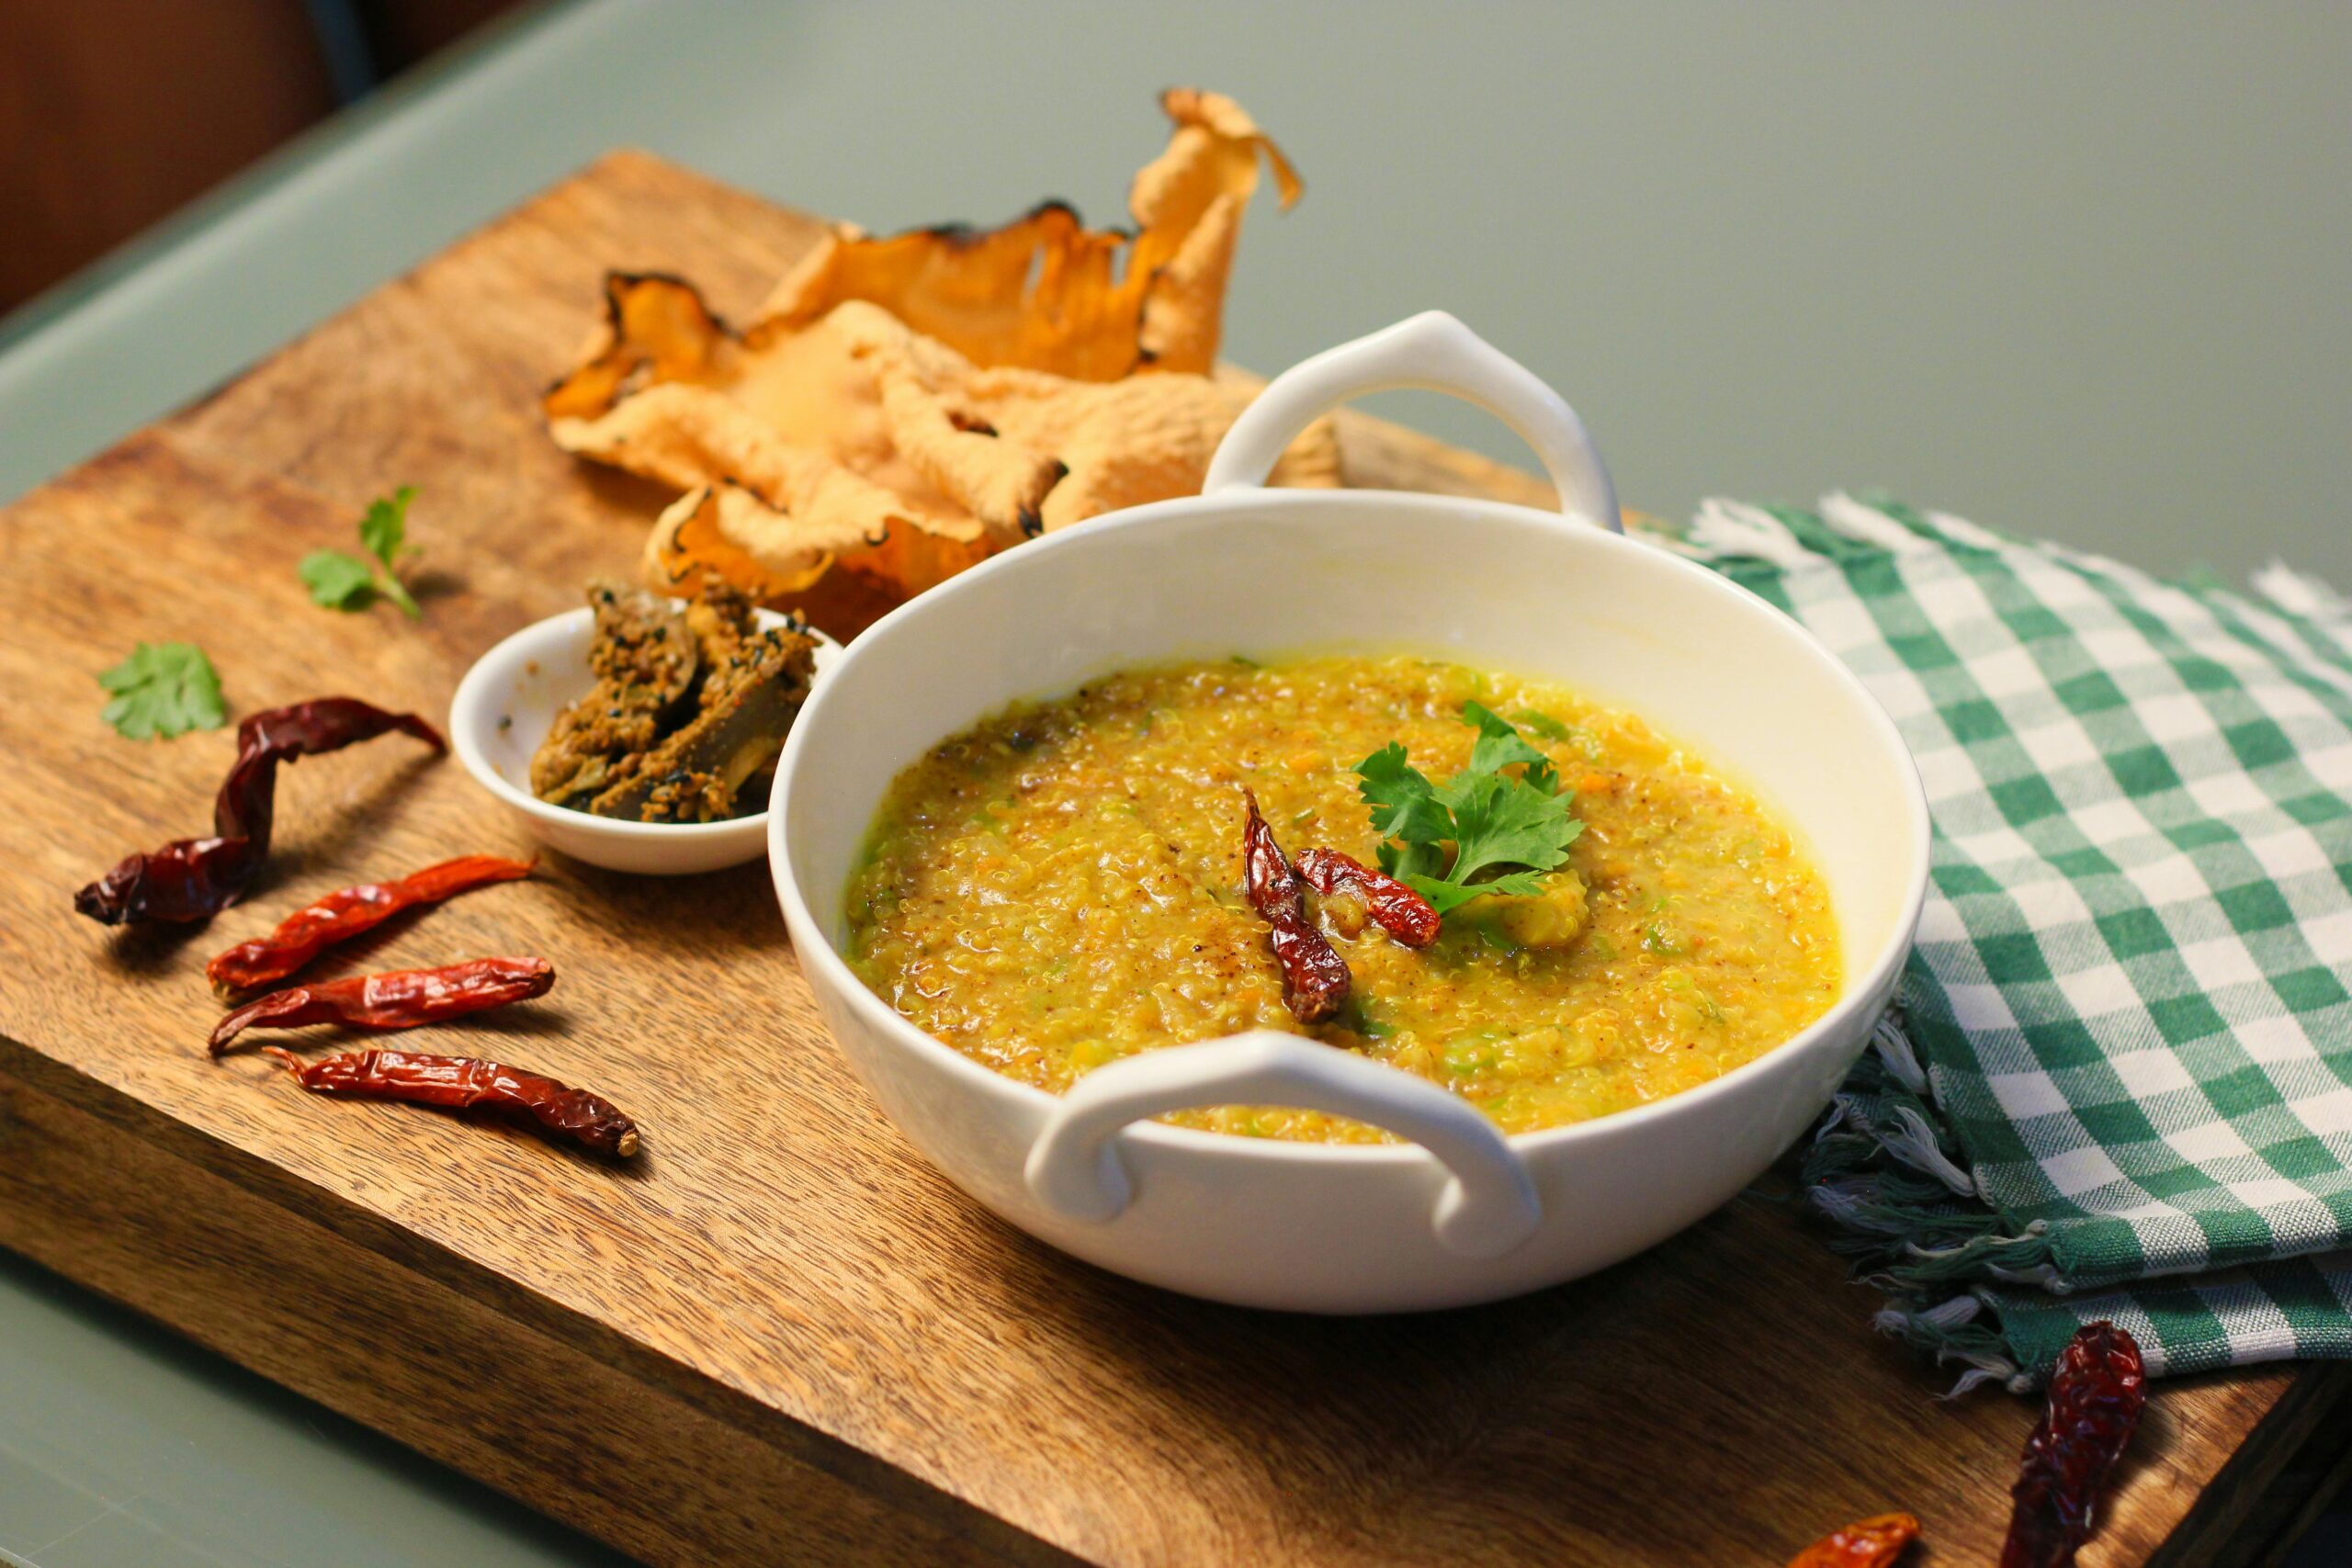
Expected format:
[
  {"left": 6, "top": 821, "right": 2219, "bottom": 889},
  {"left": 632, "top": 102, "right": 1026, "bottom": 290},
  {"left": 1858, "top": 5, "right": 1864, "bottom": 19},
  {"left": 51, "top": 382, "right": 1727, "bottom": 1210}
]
[{"left": 1652, "top": 494, "right": 2352, "bottom": 1390}]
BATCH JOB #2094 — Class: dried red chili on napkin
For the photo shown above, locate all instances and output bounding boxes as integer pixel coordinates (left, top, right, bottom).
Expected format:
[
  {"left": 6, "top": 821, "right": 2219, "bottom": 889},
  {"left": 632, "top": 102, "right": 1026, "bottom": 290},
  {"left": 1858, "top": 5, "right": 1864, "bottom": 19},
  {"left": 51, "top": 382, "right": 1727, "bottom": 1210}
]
[
  {"left": 264, "top": 1046, "right": 638, "bottom": 1157},
  {"left": 206, "top": 855, "right": 535, "bottom": 996},
  {"left": 1241, "top": 791, "right": 1350, "bottom": 1023},
  {"left": 1295, "top": 846, "right": 1442, "bottom": 948},
  {"left": 75, "top": 697, "right": 446, "bottom": 926},
  {"left": 2000, "top": 1322, "right": 2145, "bottom": 1568},
  {"left": 1784, "top": 1512, "right": 1920, "bottom": 1567},
  {"left": 209, "top": 956, "right": 554, "bottom": 1055}
]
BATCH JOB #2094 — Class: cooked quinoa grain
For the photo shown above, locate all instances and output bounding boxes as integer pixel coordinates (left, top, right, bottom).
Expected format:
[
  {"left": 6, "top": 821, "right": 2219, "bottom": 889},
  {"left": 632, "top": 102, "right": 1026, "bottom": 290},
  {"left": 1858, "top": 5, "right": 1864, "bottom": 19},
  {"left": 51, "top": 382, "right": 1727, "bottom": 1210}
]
[{"left": 846, "top": 654, "right": 1839, "bottom": 1141}]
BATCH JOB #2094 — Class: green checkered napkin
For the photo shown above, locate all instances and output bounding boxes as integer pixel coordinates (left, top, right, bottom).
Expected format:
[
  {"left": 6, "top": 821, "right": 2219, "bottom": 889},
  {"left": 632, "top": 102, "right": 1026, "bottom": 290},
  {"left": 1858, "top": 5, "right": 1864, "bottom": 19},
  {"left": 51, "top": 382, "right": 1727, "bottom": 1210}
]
[{"left": 1645, "top": 493, "right": 2352, "bottom": 1392}]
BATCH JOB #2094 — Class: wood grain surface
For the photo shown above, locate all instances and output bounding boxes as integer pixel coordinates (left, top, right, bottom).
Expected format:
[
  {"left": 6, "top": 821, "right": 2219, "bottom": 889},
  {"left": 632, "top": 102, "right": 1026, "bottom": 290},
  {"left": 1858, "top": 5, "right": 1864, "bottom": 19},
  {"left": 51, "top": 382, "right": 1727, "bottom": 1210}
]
[{"left": 0, "top": 150, "right": 2339, "bottom": 1567}]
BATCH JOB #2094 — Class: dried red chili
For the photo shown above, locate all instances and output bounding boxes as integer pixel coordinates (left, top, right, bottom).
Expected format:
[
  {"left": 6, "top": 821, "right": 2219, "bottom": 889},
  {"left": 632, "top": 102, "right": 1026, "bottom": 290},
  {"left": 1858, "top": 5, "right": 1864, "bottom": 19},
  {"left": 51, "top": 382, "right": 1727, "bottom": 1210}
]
[
  {"left": 2001, "top": 1321, "right": 2145, "bottom": 1568},
  {"left": 1295, "top": 846, "right": 1442, "bottom": 949},
  {"left": 76, "top": 697, "right": 446, "bottom": 926},
  {"left": 209, "top": 956, "right": 554, "bottom": 1056},
  {"left": 206, "top": 855, "right": 536, "bottom": 996},
  {"left": 264, "top": 1046, "right": 638, "bottom": 1157},
  {"left": 1240, "top": 790, "right": 1350, "bottom": 1023},
  {"left": 1785, "top": 1512, "right": 1921, "bottom": 1568}
]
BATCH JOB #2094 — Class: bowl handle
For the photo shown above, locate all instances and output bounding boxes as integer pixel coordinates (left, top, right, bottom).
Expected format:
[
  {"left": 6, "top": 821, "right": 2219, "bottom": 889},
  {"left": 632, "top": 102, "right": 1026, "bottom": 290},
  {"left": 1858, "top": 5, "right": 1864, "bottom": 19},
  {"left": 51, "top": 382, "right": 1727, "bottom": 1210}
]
[
  {"left": 1023, "top": 1031, "right": 1543, "bottom": 1258},
  {"left": 1202, "top": 310, "right": 1623, "bottom": 535}
]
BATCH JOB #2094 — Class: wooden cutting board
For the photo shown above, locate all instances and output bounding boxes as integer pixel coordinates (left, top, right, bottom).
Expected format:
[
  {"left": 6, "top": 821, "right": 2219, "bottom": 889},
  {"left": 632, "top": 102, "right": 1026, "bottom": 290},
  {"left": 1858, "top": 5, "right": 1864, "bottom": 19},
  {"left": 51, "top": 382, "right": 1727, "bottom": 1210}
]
[{"left": 0, "top": 151, "right": 2341, "bottom": 1568}]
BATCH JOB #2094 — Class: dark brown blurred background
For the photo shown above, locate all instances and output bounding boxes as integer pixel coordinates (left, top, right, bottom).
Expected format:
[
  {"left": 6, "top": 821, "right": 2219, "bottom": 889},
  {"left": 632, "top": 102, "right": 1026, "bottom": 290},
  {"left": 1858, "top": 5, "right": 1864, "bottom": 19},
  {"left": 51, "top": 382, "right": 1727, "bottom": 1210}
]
[{"left": 0, "top": 0, "right": 526, "bottom": 316}]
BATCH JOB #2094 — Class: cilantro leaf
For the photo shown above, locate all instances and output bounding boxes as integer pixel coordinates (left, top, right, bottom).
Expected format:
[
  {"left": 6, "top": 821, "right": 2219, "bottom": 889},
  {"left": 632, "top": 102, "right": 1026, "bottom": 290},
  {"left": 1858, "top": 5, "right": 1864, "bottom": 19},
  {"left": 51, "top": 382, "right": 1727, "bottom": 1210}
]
[
  {"left": 1461, "top": 701, "right": 1558, "bottom": 794},
  {"left": 359, "top": 487, "right": 423, "bottom": 618},
  {"left": 357, "top": 486, "right": 414, "bottom": 567},
  {"left": 98, "top": 641, "right": 226, "bottom": 740},
  {"left": 301, "top": 487, "right": 423, "bottom": 618},
  {"left": 1436, "top": 765, "right": 1581, "bottom": 884},
  {"left": 1354, "top": 742, "right": 1453, "bottom": 878},
  {"left": 300, "top": 548, "right": 379, "bottom": 610},
  {"left": 1352, "top": 705, "right": 1583, "bottom": 918},
  {"left": 1461, "top": 701, "right": 1548, "bottom": 774},
  {"left": 1402, "top": 867, "right": 1551, "bottom": 916}
]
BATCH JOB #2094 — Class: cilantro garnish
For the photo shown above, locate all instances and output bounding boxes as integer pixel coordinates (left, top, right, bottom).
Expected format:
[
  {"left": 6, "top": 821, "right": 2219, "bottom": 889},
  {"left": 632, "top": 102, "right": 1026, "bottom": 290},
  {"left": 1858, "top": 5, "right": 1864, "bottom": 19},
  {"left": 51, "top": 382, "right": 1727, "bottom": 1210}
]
[
  {"left": 300, "top": 486, "right": 422, "bottom": 618},
  {"left": 98, "top": 641, "right": 226, "bottom": 740},
  {"left": 1354, "top": 702, "right": 1583, "bottom": 915},
  {"left": 298, "top": 550, "right": 376, "bottom": 607}
]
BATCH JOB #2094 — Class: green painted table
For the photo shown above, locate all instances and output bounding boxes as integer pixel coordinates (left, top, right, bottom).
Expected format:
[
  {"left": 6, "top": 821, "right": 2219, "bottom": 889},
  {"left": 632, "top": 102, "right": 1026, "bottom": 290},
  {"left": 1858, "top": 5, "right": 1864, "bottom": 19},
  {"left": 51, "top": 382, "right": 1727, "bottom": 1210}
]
[{"left": 4, "top": 3, "right": 2347, "bottom": 1563}]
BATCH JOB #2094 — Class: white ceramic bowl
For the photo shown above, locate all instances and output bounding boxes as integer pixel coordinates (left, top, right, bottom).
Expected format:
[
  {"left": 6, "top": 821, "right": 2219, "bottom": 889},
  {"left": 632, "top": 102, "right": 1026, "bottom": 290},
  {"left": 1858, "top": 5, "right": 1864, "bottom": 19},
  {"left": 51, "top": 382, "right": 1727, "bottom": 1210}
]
[
  {"left": 771, "top": 312, "right": 1930, "bottom": 1313},
  {"left": 451, "top": 603, "right": 840, "bottom": 874}
]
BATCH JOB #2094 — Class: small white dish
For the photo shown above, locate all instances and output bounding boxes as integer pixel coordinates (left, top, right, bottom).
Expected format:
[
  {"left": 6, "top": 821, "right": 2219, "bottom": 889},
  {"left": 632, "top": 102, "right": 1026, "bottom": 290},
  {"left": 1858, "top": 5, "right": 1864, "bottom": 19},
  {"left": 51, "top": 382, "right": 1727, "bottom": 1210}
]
[{"left": 451, "top": 602, "right": 839, "bottom": 874}]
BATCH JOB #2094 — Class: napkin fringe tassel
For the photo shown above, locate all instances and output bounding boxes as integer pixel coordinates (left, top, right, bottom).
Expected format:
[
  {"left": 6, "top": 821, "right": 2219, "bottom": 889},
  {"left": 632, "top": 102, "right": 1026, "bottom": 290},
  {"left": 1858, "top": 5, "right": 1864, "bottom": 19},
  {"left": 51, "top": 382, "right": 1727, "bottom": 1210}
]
[{"left": 1803, "top": 1007, "right": 2056, "bottom": 1393}]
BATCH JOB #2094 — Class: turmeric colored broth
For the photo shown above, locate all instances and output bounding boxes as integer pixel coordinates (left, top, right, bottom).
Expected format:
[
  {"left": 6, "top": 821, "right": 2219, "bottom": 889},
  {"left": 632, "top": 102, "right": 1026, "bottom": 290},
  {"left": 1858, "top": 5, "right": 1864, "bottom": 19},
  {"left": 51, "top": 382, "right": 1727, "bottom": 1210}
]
[{"left": 844, "top": 654, "right": 1840, "bottom": 1140}]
